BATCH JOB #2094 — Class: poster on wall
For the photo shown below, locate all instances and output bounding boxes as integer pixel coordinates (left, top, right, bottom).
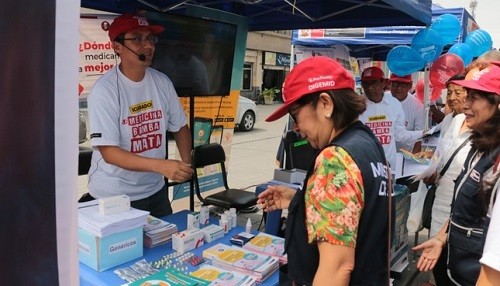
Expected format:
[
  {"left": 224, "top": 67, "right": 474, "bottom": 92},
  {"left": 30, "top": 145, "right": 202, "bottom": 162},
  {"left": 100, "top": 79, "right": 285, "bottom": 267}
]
[
  {"left": 79, "top": 14, "right": 119, "bottom": 98},
  {"left": 294, "top": 45, "right": 354, "bottom": 74}
]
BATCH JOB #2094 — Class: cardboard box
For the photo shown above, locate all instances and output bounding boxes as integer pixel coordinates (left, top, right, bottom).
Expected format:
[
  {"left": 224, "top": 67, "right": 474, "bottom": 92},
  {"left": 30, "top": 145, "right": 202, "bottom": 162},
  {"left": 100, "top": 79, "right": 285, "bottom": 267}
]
[
  {"left": 172, "top": 228, "right": 205, "bottom": 253},
  {"left": 273, "top": 168, "right": 307, "bottom": 184},
  {"left": 78, "top": 227, "right": 143, "bottom": 272}
]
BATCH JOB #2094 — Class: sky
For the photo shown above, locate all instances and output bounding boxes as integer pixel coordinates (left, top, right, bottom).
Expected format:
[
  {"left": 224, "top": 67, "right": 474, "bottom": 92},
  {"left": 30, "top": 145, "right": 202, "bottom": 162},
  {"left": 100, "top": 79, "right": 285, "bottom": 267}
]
[{"left": 435, "top": 0, "right": 500, "bottom": 49}]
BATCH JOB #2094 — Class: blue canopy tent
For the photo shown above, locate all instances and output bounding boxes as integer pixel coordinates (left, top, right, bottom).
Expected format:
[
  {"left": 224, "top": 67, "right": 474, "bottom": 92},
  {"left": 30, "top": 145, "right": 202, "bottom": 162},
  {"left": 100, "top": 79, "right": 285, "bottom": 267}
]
[
  {"left": 292, "top": 5, "right": 476, "bottom": 60},
  {"left": 81, "top": 0, "right": 432, "bottom": 31}
]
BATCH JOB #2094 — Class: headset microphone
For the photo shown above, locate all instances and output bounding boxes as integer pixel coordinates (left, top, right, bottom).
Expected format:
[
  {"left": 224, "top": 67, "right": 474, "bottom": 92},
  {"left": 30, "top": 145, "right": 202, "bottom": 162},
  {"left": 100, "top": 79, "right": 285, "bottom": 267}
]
[{"left": 121, "top": 44, "right": 146, "bottom": 62}]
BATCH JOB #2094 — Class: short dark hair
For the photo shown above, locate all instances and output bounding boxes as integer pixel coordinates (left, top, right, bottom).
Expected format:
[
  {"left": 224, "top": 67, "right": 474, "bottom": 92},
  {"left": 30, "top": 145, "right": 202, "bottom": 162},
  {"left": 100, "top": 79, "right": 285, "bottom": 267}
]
[{"left": 445, "top": 74, "right": 465, "bottom": 88}]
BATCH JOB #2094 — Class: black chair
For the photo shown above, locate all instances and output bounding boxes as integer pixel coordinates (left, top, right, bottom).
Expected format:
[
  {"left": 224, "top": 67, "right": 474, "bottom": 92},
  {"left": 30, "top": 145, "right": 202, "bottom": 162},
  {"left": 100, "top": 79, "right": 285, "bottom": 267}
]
[
  {"left": 78, "top": 146, "right": 94, "bottom": 202},
  {"left": 283, "top": 131, "right": 317, "bottom": 171},
  {"left": 191, "top": 143, "right": 257, "bottom": 211}
]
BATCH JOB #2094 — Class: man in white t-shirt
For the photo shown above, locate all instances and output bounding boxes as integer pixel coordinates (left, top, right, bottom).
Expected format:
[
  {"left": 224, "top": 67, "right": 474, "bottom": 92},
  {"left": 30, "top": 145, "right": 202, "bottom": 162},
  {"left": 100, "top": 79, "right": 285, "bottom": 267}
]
[
  {"left": 86, "top": 14, "right": 193, "bottom": 216},
  {"left": 388, "top": 74, "right": 424, "bottom": 151},
  {"left": 359, "top": 67, "right": 423, "bottom": 170}
]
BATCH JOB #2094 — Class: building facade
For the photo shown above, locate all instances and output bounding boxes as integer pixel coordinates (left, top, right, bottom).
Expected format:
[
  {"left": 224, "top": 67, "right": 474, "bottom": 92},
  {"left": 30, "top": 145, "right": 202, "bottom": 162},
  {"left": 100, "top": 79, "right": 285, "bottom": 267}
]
[{"left": 241, "top": 31, "right": 292, "bottom": 102}]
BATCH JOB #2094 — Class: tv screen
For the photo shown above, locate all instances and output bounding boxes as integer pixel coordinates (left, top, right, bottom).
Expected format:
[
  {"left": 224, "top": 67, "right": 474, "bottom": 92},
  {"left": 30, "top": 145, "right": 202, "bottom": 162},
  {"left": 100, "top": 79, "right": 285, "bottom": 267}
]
[{"left": 145, "top": 12, "right": 237, "bottom": 97}]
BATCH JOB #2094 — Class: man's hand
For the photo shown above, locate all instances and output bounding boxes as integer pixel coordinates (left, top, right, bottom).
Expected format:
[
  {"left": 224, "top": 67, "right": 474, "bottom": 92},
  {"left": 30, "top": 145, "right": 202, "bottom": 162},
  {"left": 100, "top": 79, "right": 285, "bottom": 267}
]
[
  {"left": 257, "top": 185, "right": 296, "bottom": 211},
  {"left": 159, "top": 159, "right": 193, "bottom": 183}
]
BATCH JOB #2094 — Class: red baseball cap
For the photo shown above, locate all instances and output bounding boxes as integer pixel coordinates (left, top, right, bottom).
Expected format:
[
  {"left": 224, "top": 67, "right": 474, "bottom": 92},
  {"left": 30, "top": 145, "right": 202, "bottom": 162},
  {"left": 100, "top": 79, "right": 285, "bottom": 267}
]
[
  {"left": 390, "top": 74, "right": 412, "bottom": 83},
  {"left": 108, "top": 14, "right": 164, "bottom": 41},
  {"left": 265, "top": 56, "right": 355, "bottom": 122},
  {"left": 452, "top": 65, "right": 500, "bottom": 95},
  {"left": 361, "top": 67, "right": 385, "bottom": 81}
]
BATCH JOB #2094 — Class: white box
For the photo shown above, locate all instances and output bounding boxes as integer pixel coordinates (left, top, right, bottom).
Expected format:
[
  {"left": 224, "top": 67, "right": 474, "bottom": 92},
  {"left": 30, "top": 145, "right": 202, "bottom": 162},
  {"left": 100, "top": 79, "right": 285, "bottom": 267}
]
[
  {"left": 273, "top": 168, "right": 307, "bottom": 184},
  {"left": 98, "top": 195, "right": 130, "bottom": 215},
  {"left": 201, "top": 224, "right": 225, "bottom": 243},
  {"left": 172, "top": 228, "right": 204, "bottom": 253},
  {"left": 78, "top": 226, "right": 142, "bottom": 272},
  {"left": 187, "top": 212, "right": 200, "bottom": 230}
]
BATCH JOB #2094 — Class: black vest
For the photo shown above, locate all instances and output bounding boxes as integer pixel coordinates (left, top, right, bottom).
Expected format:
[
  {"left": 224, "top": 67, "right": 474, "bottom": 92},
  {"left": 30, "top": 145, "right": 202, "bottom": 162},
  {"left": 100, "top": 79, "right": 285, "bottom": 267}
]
[
  {"left": 284, "top": 121, "right": 391, "bottom": 285},
  {"left": 447, "top": 148, "right": 499, "bottom": 285},
  {"left": 451, "top": 148, "right": 499, "bottom": 229}
]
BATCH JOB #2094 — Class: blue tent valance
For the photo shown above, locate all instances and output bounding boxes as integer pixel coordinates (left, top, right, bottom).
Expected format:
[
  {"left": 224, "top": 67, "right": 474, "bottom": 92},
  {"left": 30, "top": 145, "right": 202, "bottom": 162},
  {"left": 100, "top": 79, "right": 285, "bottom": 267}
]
[
  {"left": 81, "top": 0, "right": 432, "bottom": 31},
  {"left": 292, "top": 6, "right": 477, "bottom": 60}
]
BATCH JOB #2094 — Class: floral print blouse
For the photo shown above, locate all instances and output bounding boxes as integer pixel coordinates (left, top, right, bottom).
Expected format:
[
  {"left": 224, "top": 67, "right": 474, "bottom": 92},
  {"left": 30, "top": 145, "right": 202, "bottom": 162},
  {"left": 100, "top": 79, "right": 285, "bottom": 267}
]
[{"left": 305, "top": 145, "right": 364, "bottom": 247}]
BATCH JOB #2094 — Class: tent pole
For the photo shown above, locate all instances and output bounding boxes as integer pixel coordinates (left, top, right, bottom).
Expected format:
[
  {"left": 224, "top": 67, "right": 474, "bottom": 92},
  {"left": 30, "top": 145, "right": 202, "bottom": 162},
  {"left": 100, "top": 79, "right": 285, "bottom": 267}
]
[{"left": 423, "top": 64, "right": 430, "bottom": 130}]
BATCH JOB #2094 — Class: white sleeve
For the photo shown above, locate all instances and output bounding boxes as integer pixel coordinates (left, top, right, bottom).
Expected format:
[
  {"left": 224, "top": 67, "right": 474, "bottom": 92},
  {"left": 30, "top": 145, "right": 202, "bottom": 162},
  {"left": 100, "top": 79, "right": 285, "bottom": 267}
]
[
  {"left": 393, "top": 102, "right": 422, "bottom": 147},
  {"left": 480, "top": 180, "right": 500, "bottom": 271},
  {"left": 413, "top": 98, "right": 425, "bottom": 131},
  {"left": 87, "top": 79, "right": 121, "bottom": 147}
]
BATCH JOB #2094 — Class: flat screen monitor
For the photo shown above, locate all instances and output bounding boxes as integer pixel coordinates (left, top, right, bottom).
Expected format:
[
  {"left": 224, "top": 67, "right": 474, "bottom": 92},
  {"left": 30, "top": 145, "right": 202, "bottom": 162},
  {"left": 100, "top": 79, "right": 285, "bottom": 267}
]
[{"left": 145, "top": 11, "right": 237, "bottom": 97}]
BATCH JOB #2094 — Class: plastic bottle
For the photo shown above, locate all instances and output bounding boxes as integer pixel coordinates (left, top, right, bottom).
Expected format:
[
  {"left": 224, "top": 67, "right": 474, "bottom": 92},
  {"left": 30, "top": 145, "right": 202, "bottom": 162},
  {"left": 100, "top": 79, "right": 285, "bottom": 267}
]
[
  {"left": 220, "top": 214, "right": 229, "bottom": 234},
  {"left": 245, "top": 217, "right": 252, "bottom": 233},
  {"left": 229, "top": 208, "right": 237, "bottom": 228}
]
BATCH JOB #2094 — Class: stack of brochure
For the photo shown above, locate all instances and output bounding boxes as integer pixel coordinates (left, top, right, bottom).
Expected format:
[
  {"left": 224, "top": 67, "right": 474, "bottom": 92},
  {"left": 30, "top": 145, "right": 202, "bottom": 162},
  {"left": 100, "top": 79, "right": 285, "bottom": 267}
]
[
  {"left": 128, "top": 268, "right": 209, "bottom": 286},
  {"left": 143, "top": 215, "right": 178, "bottom": 248},
  {"left": 203, "top": 243, "right": 279, "bottom": 282},
  {"left": 191, "top": 264, "right": 256, "bottom": 286},
  {"left": 78, "top": 202, "right": 149, "bottom": 237},
  {"left": 242, "top": 232, "right": 287, "bottom": 264}
]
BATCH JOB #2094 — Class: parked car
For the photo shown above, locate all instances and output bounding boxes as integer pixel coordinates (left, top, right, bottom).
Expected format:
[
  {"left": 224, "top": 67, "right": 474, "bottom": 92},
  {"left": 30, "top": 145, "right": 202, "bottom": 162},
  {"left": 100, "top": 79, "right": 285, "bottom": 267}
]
[
  {"left": 79, "top": 111, "right": 87, "bottom": 144},
  {"left": 236, "top": 96, "right": 257, "bottom": 131}
]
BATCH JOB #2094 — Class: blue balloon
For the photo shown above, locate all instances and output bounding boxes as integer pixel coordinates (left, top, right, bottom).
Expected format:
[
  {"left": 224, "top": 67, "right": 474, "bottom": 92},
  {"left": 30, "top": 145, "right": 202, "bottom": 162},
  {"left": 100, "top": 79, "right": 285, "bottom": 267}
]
[
  {"left": 387, "top": 45, "right": 426, "bottom": 76},
  {"left": 411, "top": 28, "right": 444, "bottom": 63},
  {"left": 465, "top": 29, "right": 493, "bottom": 57},
  {"left": 448, "top": 43, "right": 473, "bottom": 66},
  {"left": 430, "top": 14, "right": 461, "bottom": 45}
]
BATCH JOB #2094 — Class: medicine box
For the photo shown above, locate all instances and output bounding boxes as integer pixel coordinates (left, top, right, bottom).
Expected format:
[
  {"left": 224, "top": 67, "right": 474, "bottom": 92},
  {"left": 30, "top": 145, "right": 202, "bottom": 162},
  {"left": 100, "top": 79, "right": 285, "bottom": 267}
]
[
  {"left": 98, "top": 194, "right": 130, "bottom": 215},
  {"left": 201, "top": 224, "right": 225, "bottom": 243},
  {"left": 78, "top": 226, "right": 143, "bottom": 272},
  {"left": 172, "top": 228, "right": 205, "bottom": 253}
]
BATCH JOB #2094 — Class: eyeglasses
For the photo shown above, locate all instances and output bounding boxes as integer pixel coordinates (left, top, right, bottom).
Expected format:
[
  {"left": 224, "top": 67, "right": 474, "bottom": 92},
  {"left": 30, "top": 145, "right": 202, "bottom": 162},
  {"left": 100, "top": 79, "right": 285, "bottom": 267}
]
[
  {"left": 391, "top": 82, "right": 410, "bottom": 88},
  {"left": 122, "top": 35, "right": 159, "bottom": 44},
  {"left": 288, "top": 104, "right": 305, "bottom": 123}
]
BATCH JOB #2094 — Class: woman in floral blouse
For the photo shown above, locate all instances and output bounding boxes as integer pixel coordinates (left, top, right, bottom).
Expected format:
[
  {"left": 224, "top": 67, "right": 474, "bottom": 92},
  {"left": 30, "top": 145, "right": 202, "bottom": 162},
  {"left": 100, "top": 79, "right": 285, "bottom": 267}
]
[{"left": 258, "top": 56, "right": 391, "bottom": 286}]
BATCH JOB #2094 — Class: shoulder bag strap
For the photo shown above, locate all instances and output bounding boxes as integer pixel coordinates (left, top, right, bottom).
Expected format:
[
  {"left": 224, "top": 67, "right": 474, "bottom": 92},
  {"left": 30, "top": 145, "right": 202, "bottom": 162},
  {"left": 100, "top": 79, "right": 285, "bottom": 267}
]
[
  {"left": 386, "top": 164, "right": 393, "bottom": 286},
  {"left": 439, "top": 139, "right": 469, "bottom": 177}
]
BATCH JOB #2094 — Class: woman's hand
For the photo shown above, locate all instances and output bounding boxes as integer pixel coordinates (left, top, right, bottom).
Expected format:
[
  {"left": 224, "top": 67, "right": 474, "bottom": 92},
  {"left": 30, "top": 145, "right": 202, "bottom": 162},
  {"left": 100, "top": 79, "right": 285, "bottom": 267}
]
[
  {"left": 412, "top": 238, "right": 444, "bottom": 272},
  {"left": 423, "top": 172, "right": 438, "bottom": 185},
  {"left": 257, "top": 185, "right": 296, "bottom": 211}
]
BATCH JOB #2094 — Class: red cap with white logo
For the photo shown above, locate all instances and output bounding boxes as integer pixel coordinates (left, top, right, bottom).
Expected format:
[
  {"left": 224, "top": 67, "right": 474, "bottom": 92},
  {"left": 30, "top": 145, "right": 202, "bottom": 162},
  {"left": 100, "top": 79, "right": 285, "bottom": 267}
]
[
  {"left": 452, "top": 65, "right": 500, "bottom": 96},
  {"left": 265, "top": 56, "right": 355, "bottom": 122},
  {"left": 108, "top": 14, "right": 164, "bottom": 41}
]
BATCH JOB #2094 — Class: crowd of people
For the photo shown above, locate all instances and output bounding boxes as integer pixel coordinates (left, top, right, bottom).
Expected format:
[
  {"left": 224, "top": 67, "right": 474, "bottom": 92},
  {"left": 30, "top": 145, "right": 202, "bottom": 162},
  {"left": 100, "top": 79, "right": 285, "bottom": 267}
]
[
  {"left": 86, "top": 12, "right": 500, "bottom": 286},
  {"left": 259, "top": 54, "right": 500, "bottom": 285}
]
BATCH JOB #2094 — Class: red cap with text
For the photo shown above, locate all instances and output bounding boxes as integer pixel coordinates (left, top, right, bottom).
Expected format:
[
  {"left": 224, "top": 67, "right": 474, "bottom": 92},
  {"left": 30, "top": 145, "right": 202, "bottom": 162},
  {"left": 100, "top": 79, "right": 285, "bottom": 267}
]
[
  {"left": 108, "top": 14, "right": 164, "bottom": 41},
  {"left": 361, "top": 66, "right": 385, "bottom": 81},
  {"left": 452, "top": 65, "right": 500, "bottom": 95},
  {"left": 265, "top": 56, "right": 355, "bottom": 122},
  {"left": 390, "top": 74, "right": 412, "bottom": 83}
]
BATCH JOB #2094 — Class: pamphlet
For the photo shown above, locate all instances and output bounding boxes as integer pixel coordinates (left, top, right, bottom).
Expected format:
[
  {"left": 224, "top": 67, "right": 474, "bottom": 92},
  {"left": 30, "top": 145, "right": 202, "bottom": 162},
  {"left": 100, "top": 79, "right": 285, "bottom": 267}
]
[
  {"left": 190, "top": 264, "right": 256, "bottom": 286},
  {"left": 202, "top": 243, "right": 279, "bottom": 282},
  {"left": 127, "top": 268, "right": 209, "bottom": 286},
  {"left": 242, "top": 232, "right": 287, "bottom": 264}
]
